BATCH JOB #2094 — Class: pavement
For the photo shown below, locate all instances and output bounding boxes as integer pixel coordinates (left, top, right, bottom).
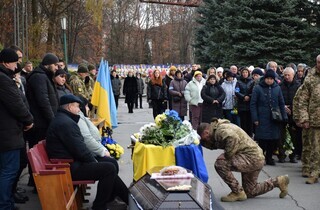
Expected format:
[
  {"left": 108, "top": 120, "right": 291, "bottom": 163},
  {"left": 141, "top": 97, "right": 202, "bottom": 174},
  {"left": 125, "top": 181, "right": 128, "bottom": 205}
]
[{"left": 16, "top": 98, "right": 320, "bottom": 210}]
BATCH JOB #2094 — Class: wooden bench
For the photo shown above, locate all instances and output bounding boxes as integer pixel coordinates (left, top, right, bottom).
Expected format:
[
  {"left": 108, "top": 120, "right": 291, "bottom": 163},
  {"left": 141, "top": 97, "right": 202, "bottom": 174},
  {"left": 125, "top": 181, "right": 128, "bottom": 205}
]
[
  {"left": 38, "top": 140, "right": 96, "bottom": 206},
  {"left": 27, "top": 144, "right": 78, "bottom": 210}
]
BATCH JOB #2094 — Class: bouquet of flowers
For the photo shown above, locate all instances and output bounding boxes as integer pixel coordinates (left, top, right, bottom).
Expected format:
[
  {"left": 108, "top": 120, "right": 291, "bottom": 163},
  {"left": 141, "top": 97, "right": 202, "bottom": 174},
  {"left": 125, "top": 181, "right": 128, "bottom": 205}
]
[
  {"left": 283, "top": 125, "right": 294, "bottom": 156},
  {"left": 101, "top": 136, "right": 124, "bottom": 160},
  {"left": 134, "top": 110, "right": 199, "bottom": 147}
]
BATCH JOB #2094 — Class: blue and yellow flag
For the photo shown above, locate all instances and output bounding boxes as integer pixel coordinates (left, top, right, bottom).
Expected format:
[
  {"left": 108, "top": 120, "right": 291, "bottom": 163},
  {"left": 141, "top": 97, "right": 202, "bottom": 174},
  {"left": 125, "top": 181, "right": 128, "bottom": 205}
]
[{"left": 91, "top": 59, "right": 118, "bottom": 129}]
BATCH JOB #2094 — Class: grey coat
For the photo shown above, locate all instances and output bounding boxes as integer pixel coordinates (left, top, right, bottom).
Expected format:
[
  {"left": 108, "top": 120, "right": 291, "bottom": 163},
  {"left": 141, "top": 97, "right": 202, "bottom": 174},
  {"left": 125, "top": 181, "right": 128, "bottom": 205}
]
[{"left": 169, "top": 77, "right": 188, "bottom": 117}]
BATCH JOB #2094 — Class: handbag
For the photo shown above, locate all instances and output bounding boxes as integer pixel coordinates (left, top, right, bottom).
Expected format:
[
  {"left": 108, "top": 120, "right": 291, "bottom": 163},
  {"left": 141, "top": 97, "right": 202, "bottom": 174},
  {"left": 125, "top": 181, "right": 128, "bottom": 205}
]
[{"left": 271, "top": 107, "right": 283, "bottom": 122}]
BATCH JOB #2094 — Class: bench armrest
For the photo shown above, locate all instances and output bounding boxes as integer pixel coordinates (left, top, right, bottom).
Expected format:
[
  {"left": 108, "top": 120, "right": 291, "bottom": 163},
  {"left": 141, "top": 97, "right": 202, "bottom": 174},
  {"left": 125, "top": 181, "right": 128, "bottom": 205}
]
[{"left": 50, "top": 158, "right": 74, "bottom": 163}]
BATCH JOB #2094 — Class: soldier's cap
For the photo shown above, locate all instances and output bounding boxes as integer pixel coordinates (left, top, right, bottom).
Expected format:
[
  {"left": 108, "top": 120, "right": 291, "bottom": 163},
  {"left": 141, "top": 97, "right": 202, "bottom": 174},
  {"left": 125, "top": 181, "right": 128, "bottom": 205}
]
[
  {"left": 59, "top": 94, "right": 83, "bottom": 106},
  {"left": 88, "top": 64, "right": 96, "bottom": 71},
  {"left": 78, "top": 65, "right": 89, "bottom": 73}
]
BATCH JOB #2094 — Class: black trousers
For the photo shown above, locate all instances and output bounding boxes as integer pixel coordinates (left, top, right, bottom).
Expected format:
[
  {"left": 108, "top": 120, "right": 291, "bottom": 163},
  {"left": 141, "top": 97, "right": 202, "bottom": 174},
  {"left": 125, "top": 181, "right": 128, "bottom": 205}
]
[
  {"left": 114, "top": 95, "right": 119, "bottom": 109},
  {"left": 151, "top": 100, "right": 165, "bottom": 119},
  {"left": 96, "top": 156, "right": 119, "bottom": 174},
  {"left": 258, "top": 139, "right": 278, "bottom": 162},
  {"left": 71, "top": 162, "right": 128, "bottom": 210},
  {"left": 135, "top": 94, "right": 143, "bottom": 108},
  {"left": 127, "top": 102, "right": 134, "bottom": 113},
  {"left": 239, "top": 110, "right": 253, "bottom": 137}
]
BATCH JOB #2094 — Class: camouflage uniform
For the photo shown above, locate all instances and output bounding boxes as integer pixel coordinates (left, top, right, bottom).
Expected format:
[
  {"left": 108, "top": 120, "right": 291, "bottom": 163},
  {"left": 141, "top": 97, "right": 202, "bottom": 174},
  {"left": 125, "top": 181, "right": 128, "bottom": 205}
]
[
  {"left": 69, "top": 74, "right": 91, "bottom": 100},
  {"left": 293, "top": 68, "right": 320, "bottom": 178},
  {"left": 202, "top": 119, "right": 280, "bottom": 197}
]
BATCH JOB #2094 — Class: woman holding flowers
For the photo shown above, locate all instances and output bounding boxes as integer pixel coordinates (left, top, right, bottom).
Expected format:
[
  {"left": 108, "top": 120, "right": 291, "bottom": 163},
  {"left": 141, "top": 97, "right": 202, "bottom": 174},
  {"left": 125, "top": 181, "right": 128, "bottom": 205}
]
[
  {"left": 147, "top": 69, "right": 168, "bottom": 119},
  {"left": 169, "top": 70, "right": 188, "bottom": 120}
]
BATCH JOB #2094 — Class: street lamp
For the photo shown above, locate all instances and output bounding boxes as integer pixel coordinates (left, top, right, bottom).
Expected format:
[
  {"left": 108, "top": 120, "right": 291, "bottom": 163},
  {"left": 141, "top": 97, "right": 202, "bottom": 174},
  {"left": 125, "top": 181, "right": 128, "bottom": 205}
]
[{"left": 61, "top": 17, "right": 68, "bottom": 65}]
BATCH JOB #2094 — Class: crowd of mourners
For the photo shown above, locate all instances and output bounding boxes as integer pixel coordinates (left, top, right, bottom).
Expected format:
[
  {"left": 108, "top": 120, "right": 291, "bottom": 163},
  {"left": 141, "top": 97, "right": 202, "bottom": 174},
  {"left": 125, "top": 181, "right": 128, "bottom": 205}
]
[{"left": 1, "top": 44, "right": 320, "bottom": 210}]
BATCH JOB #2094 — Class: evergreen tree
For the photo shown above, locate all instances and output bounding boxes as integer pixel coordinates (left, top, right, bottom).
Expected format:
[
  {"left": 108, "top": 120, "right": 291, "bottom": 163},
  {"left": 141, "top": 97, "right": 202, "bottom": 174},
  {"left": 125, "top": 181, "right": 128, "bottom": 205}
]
[{"left": 195, "top": 0, "right": 319, "bottom": 68}]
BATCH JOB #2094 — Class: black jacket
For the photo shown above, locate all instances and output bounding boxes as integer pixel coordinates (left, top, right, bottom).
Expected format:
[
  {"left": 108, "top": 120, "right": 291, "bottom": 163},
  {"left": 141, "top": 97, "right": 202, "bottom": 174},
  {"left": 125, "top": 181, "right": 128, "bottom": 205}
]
[
  {"left": 0, "top": 65, "right": 33, "bottom": 152},
  {"left": 201, "top": 83, "right": 226, "bottom": 122},
  {"left": 235, "top": 77, "right": 254, "bottom": 111},
  {"left": 280, "top": 79, "right": 300, "bottom": 124},
  {"left": 26, "top": 65, "right": 59, "bottom": 129},
  {"left": 123, "top": 76, "right": 138, "bottom": 103},
  {"left": 46, "top": 108, "right": 97, "bottom": 164},
  {"left": 147, "top": 80, "right": 167, "bottom": 101}
]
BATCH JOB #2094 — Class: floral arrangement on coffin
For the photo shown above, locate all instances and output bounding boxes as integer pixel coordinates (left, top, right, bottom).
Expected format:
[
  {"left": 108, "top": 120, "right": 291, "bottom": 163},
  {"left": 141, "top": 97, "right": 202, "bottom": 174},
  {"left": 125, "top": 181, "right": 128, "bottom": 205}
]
[
  {"left": 132, "top": 110, "right": 200, "bottom": 147},
  {"left": 101, "top": 136, "right": 124, "bottom": 160}
]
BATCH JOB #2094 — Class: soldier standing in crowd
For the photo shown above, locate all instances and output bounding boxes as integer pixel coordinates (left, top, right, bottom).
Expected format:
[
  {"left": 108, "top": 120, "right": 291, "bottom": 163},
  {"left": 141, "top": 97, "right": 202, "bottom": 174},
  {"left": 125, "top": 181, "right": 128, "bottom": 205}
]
[
  {"left": 197, "top": 119, "right": 290, "bottom": 202},
  {"left": 69, "top": 64, "right": 92, "bottom": 101},
  {"left": 0, "top": 48, "right": 34, "bottom": 210},
  {"left": 293, "top": 54, "right": 320, "bottom": 184}
]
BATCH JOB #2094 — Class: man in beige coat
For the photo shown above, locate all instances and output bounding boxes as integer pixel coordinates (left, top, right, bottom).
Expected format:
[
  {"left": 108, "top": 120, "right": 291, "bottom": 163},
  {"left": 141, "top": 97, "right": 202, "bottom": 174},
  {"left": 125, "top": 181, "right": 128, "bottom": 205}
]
[{"left": 197, "top": 119, "right": 289, "bottom": 202}]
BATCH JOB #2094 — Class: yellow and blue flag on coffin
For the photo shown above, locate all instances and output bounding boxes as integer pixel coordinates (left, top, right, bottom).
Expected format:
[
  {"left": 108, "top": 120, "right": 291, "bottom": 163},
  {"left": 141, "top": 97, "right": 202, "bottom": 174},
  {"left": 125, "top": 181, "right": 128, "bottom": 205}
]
[{"left": 91, "top": 59, "right": 118, "bottom": 129}]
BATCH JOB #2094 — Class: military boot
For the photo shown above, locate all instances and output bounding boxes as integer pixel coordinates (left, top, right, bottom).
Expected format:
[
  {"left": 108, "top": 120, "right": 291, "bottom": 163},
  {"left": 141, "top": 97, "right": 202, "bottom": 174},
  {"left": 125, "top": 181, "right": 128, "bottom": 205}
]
[
  {"left": 221, "top": 190, "right": 247, "bottom": 202},
  {"left": 305, "top": 176, "right": 318, "bottom": 184},
  {"left": 277, "top": 175, "right": 290, "bottom": 198}
]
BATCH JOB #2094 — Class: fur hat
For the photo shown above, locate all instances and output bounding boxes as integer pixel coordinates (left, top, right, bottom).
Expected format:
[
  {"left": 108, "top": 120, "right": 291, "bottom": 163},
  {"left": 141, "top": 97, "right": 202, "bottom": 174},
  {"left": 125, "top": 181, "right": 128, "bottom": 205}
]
[
  {"left": 42, "top": 53, "right": 59, "bottom": 65},
  {"left": 194, "top": 70, "right": 202, "bottom": 77},
  {"left": 0, "top": 48, "right": 19, "bottom": 63},
  {"left": 264, "top": 69, "right": 276, "bottom": 79},
  {"left": 251, "top": 68, "right": 264, "bottom": 76},
  {"left": 60, "top": 94, "right": 82, "bottom": 106},
  {"left": 78, "top": 65, "right": 89, "bottom": 73}
]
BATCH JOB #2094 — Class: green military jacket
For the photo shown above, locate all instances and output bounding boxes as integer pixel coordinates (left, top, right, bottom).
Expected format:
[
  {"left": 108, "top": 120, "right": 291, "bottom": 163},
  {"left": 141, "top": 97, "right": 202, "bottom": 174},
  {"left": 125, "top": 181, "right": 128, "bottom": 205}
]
[{"left": 202, "top": 119, "right": 264, "bottom": 161}]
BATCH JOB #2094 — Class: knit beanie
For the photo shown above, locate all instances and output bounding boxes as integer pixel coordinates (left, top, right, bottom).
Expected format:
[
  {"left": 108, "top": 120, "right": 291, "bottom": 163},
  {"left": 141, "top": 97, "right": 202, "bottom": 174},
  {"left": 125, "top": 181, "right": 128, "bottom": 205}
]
[
  {"left": 42, "top": 53, "right": 59, "bottom": 65},
  {"left": 264, "top": 69, "right": 276, "bottom": 79},
  {"left": 194, "top": 70, "right": 202, "bottom": 77},
  {"left": 54, "top": 69, "right": 66, "bottom": 77},
  {"left": 169, "top": 66, "right": 177, "bottom": 71},
  {"left": 251, "top": 68, "right": 264, "bottom": 76},
  {"left": 0, "top": 48, "right": 19, "bottom": 63}
]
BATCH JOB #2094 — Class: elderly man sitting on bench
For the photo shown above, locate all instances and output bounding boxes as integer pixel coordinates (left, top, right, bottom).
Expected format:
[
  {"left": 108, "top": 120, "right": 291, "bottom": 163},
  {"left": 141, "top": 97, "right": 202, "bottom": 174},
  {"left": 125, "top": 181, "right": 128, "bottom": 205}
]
[{"left": 46, "top": 94, "right": 128, "bottom": 210}]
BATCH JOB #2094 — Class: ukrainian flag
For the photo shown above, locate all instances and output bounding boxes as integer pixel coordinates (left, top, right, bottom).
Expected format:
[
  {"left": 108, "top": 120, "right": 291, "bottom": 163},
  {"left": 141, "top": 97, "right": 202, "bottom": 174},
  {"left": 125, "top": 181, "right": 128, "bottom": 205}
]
[{"left": 91, "top": 59, "right": 118, "bottom": 129}]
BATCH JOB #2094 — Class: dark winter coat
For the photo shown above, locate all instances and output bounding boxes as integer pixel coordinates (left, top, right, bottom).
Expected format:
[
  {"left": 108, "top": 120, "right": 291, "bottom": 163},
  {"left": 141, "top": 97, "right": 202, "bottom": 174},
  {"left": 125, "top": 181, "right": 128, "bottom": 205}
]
[
  {"left": 250, "top": 79, "right": 287, "bottom": 140},
  {"left": 123, "top": 76, "right": 138, "bottom": 103},
  {"left": 147, "top": 80, "right": 167, "bottom": 101},
  {"left": 56, "top": 85, "right": 72, "bottom": 99},
  {"left": 0, "top": 65, "right": 33, "bottom": 152},
  {"left": 201, "top": 83, "right": 226, "bottom": 122},
  {"left": 46, "top": 108, "right": 97, "bottom": 166},
  {"left": 26, "top": 65, "right": 59, "bottom": 129},
  {"left": 168, "top": 77, "right": 188, "bottom": 117},
  {"left": 280, "top": 79, "right": 300, "bottom": 124},
  {"left": 235, "top": 76, "right": 254, "bottom": 111},
  {"left": 111, "top": 75, "right": 121, "bottom": 96}
]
